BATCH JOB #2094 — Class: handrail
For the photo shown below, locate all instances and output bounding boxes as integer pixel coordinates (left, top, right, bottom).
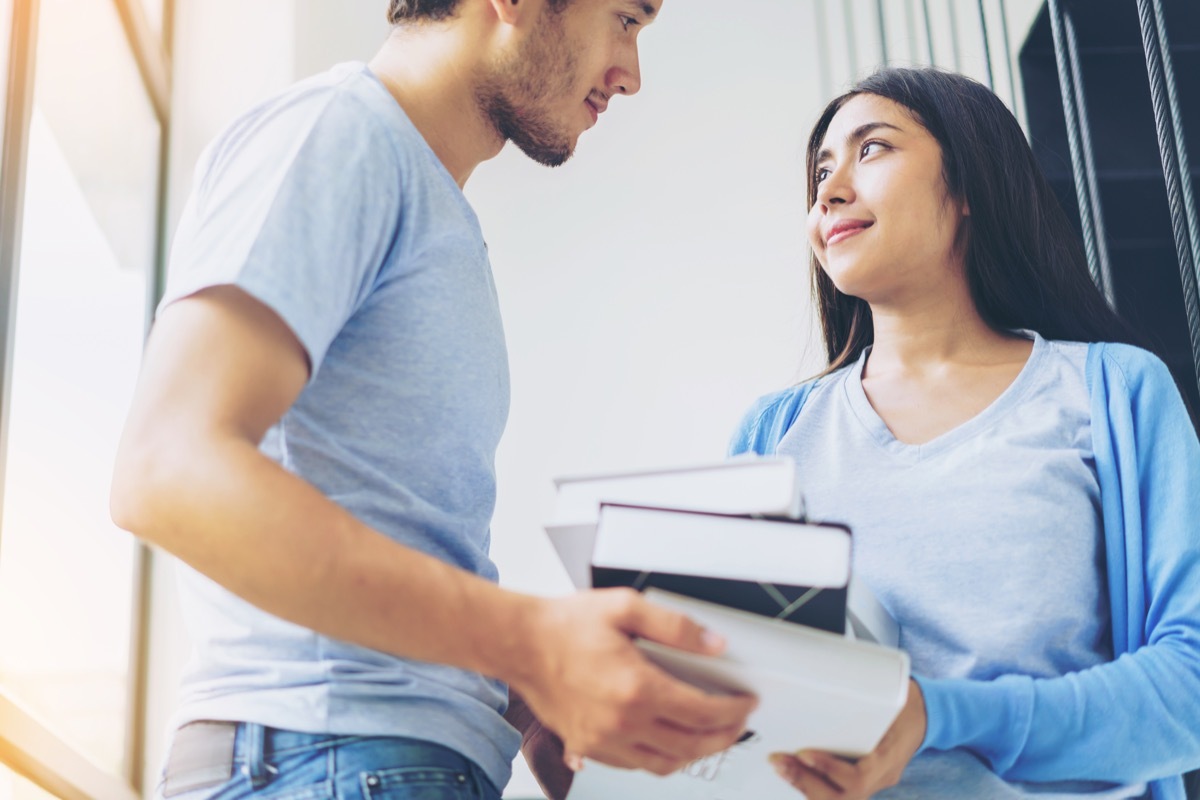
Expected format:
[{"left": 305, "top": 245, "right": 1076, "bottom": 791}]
[{"left": 0, "top": 690, "right": 139, "bottom": 800}]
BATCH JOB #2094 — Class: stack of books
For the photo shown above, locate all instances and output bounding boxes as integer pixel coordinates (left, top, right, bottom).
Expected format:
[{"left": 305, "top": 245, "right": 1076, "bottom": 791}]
[{"left": 542, "top": 456, "right": 910, "bottom": 800}]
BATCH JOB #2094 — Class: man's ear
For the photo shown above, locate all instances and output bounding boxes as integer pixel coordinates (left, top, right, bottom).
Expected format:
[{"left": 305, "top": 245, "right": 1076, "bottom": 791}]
[{"left": 485, "top": 0, "right": 524, "bottom": 25}]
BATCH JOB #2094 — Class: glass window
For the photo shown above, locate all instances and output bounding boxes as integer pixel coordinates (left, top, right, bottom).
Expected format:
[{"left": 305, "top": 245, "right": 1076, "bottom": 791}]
[
  {"left": 0, "top": 764, "right": 59, "bottom": 800},
  {"left": 0, "top": 0, "right": 11, "bottom": 155},
  {"left": 0, "top": 0, "right": 160, "bottom": 781}
]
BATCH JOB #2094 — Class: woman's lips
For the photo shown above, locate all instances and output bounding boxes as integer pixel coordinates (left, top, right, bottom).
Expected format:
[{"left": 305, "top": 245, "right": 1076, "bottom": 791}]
[{"left": 826, "top": 220, "right": 874, "bottom": 246}]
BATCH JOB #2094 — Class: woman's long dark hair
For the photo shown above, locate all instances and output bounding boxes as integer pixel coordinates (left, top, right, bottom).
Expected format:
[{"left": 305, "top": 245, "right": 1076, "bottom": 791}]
[{"left": 807, "top": 67, "right": 1142, "bottom": 372}]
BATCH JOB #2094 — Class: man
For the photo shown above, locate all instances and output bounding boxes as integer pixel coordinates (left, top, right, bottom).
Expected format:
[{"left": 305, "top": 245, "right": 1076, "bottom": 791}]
[{"left": 110, "top": 0, "right": 755, "bottom": 798}]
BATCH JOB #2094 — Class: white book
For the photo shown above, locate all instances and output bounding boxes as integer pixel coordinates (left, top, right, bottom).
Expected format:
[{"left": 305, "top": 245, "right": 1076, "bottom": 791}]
[
  {"left": 549, "top": 456, "right": 805, "bottom": 525},
  {"left": 567, "top": 589, "right": 911, "bottom": 800},
  {"left": 545, "top": 456, "right": 804, "bottom": 590},
  {"left": 544, "top": 457, "right": 900, "bottom": 646}
]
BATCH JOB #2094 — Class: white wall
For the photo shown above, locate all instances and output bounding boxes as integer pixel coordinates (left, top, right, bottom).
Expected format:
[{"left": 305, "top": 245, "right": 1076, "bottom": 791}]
[
  {"left": 147, "top": 1, "right": 1046, "bottom": 796},
  {"left": 474, "top": 2, "right": 825, "bottom": 598}
]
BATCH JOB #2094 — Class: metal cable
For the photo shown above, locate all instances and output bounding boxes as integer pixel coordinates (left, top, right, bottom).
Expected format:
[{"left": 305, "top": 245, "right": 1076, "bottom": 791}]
[
  {"left": 946, "top": 0, "right": 961, "bottom": 71},
  {"left": 844, "top": 0, "right": 859, "bottom": 79},
  {"left": 1137, "top": 0, "right": 1200, "bottom": 383},
  {"left": 1151, "top": 0, "right": 1200, "bottom": 269},
  {"left": 905, "top": 0, "right": 919, "bottom": 64},
  {"left": 921, "top": 0, "right": 936, "bottom": 64},
  {"left": 1064, "top": 9, "right": 1116, "bottom": 305},
  {"left": 877, "top": 0, "right": 889, "bottom": 65},
  {"left": 997, "top": 0, "right": 1021, "bottom": 116},
  {"left": 976, "top": 0, "right": 995, "bottom": 89},
  {"left": 1047, "top": 0, "right": 1108, "bottom": 300},
  {"left": 815, "top": 0, "right": 833, "bottom": 102}
]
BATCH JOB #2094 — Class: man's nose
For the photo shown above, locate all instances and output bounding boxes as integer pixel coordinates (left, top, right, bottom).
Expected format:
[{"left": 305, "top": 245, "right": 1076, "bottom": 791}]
[{"left": 607, "top": 48, "right": 642, "bottom": 96}]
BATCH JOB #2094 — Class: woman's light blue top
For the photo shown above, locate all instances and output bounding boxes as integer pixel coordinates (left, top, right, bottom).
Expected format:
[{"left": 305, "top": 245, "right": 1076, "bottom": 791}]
[{"left": 730, "top": 339, "right": 1200, "bottom": 800}]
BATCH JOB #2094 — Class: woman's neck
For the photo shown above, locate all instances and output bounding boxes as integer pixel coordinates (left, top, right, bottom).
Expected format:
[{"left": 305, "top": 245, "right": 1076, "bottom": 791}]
[
  {"left": 864, "top": 289, "right": 1024, "bottom": 379},
  {"left": 858, "top": 287, "right": 1035, "bottom": 445}
]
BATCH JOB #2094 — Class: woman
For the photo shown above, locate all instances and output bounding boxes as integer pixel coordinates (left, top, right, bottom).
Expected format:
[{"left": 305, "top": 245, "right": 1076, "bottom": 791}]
[{"left": 729, "top": 68, "right": 1200, "bottom": 800}]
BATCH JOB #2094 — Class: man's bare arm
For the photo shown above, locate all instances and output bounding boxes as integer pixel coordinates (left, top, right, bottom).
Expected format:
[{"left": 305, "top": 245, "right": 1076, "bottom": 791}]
[{"left": 112, "top": 285, "right": 755, "bottom": 773}]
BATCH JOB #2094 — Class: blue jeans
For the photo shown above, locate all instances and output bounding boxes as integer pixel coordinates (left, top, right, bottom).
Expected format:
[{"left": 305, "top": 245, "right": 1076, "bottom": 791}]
[{"left": 159, "top": 723, "right": 504, "bottom": 800}]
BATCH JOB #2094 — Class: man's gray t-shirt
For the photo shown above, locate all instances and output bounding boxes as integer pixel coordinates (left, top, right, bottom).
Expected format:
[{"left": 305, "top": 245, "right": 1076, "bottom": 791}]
[
  {"left": 159, "top": 61, "right": 520, "bottom": 789},
  {"left": 775, "top": 333, "right": 1145, "bottom": 799}
]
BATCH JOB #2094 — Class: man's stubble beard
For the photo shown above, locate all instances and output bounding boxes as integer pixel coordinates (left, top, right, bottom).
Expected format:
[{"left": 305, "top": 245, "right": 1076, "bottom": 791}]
[{"left": 476, "top": 11, "right": 580, "bottom": 167}]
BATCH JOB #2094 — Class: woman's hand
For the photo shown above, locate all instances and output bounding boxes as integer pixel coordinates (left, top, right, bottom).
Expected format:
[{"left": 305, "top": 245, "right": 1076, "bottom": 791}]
[{"left": 769, "top": 679, "right": 927, "bottom": 799}]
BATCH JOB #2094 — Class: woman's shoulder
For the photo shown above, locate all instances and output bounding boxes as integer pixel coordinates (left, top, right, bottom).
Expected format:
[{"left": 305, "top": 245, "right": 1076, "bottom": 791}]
[
  {"left": 748, "top": 369, "right": 848, "bottom": 422},
  {"left": 1035, "top": 336, "right": 1168, "bottom": 387},
  {"left": 729, "top": 369, "right": 847, "bottom": 456},
  {"left": 1075, "top": 340, "right": 1176, "bottom": 395}
]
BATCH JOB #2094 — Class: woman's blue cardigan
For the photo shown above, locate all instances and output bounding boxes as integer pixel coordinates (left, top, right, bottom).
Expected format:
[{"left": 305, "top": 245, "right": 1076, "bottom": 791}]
[{"left": 729, "top": 343, "right": 1200, "bottom": 799}]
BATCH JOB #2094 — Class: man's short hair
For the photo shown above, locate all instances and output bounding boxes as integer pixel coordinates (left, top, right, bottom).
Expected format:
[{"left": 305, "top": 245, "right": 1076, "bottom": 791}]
[
  {"left": 387, "top": 0, "right": 571, "bottom": 24},
  {"left": 387, "top": 0, "right": 462, "bottom": 22}
]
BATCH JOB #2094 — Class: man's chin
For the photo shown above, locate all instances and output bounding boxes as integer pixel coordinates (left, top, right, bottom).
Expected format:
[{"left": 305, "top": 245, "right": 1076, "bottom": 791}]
[{"left": 513, "top": 138, "right": 575, "bottom": 168}]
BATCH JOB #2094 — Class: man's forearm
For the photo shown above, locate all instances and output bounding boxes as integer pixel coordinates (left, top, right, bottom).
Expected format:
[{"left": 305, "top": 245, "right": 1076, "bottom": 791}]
[{"left": 112, "top": 429, "right": 541, "bottom": 683}]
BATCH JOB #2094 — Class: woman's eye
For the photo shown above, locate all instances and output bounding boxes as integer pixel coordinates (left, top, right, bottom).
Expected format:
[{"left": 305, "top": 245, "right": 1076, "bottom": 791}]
[
  {"left": 815, "top": 167, "right": 831, "bottom": 183},
  {"left": 619, "top": 15, "right": 638, "bottom": 31},
  {"left": 861, "top": 141, "right": 886, "bottom": 158}
]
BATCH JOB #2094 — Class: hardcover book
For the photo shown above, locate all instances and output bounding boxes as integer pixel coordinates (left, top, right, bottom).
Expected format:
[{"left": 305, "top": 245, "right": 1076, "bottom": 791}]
[
  {"left": 566, "top": 590, "right": 911, "bottom": 800},
  {"left": 543, "top": 456, "right": 899, "bottom": 646},
  {"left": 590, "top": 503, "right": 851, "bottom": 634}
]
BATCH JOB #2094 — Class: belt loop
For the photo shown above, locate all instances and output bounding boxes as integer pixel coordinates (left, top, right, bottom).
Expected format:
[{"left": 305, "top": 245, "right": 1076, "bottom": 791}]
[{"left": 242, "top": 723, "right": 278, "bottom": 789}]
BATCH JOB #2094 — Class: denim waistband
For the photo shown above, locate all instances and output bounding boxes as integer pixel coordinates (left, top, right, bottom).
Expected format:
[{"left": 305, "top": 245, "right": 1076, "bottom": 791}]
[{"left": 164, "top": 721, "right": 501, "bottom": 799}]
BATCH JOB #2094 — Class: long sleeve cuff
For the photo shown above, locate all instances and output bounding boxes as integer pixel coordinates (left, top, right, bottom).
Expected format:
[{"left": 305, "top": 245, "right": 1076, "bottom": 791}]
[{"left": 914, "top": 675, "right": 1034, "bottom": 774}]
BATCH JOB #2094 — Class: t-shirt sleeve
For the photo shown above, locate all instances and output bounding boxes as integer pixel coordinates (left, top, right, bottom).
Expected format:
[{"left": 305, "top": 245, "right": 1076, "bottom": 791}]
[{"left": 161, "top": 89, "right": 403, "bottom": 375}]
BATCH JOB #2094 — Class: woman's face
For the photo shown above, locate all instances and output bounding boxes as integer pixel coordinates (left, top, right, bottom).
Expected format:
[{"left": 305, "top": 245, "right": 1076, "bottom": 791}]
[{"left": 807, "top": 94, "right": 969, "bottom": 308}]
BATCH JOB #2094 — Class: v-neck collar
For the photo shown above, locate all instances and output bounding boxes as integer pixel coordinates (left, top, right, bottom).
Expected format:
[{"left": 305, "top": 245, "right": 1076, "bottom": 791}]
[{"left": 842, "top": 332, "right": 1045, "bottom": 461}]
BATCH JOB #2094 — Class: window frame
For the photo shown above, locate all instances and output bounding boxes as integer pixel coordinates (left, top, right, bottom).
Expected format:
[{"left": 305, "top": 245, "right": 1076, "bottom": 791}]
[{"left": 0, "top": 0, "right": 171, "bottom": 796}]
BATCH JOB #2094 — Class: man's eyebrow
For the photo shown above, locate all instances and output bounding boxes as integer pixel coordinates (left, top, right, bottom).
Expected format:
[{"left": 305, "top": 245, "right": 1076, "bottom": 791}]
[{"left": 816, "top": 121, "right": 904, "bottom": 164}]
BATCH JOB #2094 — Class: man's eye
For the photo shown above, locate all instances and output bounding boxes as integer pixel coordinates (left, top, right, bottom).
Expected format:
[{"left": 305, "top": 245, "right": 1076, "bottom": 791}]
[{"left": 619, "top": 15, "right": 638, "bottom": 31}]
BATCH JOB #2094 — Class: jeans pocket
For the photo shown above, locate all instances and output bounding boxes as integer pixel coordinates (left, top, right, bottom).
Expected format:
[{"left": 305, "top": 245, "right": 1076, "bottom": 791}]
[{"left": 359, "top": 766, "right": 473, "bottom": 800}]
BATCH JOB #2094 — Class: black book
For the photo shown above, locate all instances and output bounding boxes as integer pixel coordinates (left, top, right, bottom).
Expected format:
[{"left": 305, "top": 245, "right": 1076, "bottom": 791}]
[{"left": 590, "top": 503, "right": 852, "bottom": 635}]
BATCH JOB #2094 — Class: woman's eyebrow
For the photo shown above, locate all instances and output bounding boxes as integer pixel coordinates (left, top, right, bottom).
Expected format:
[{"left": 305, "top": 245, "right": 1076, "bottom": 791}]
[{"left": 816, "top": 121, "right": 905, "bottom": 163}]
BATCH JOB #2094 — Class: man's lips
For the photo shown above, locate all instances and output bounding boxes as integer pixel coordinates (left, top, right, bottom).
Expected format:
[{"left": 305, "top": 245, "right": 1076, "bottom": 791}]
[
  {"left": 825, "top": 219, "right": 874, "bottom": 246},
  {"left": 585, "top": 96, "right": 608, "bottom": 125}
]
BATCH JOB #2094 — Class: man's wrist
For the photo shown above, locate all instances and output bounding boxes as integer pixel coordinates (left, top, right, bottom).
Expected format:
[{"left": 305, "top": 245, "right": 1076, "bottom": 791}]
[{"left": 468, "top": 584, "right": 549, "bottom": 691}]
